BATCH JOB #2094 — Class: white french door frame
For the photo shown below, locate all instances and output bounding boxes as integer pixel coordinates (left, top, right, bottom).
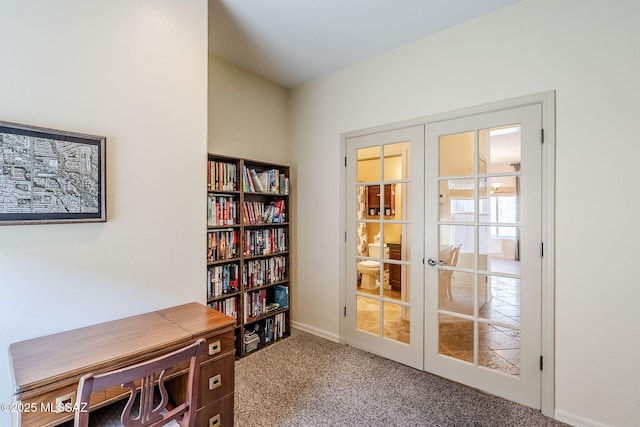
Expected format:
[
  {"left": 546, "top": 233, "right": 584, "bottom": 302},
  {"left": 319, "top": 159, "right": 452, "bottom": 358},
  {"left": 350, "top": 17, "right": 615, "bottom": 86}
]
[{"left": 340, "top": 91, "right": 555, "bottom": 417}]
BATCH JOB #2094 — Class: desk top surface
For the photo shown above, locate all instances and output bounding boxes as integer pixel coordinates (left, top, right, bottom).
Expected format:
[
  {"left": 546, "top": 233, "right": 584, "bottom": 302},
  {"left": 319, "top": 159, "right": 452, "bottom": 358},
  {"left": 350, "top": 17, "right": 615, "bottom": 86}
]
[{"left": 9, "top": 302, "right": 235, "bottom": 396}]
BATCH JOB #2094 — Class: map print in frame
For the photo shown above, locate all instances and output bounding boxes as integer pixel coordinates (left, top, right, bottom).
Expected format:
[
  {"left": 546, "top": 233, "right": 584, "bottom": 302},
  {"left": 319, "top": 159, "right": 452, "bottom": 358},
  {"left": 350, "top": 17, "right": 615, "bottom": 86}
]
[{"left": 0, "top": 121, "right": 106, "bottom": 225}]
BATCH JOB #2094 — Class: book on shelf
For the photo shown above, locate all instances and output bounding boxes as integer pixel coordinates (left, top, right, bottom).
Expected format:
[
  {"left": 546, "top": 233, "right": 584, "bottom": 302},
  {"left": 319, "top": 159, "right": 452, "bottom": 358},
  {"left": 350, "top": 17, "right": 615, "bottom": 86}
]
[
  {"left": 244, "top": 289, "right": 268, "bottom": 322},
  {"left": 244, "top": 228, "right": 287, "bottom": 256},
  {"left": 208, "top": 263, "right": 239, "bottom": 297},
  {"left": 207, "top": 228, "right": 238, "bottom": 261},
  {"left": 264, "top": 313, "right": 286, "bottom": 343},
  {"left": 242, "top": 199, "right": 286, "bottom": 224},
  {"left": 208, "top": 296, "right": 238, "bottom": 321},
  {"left": 208, "top": 160, "right": 237, "bottom": 191},
  {"left": 273, "top": 285, "right": 289, "bottom": 309},
  {"left": 208, "top": 194, "right": 237, "bottom": 226},
  {"left": 243, "top": 256, "right": 286, "bottom": 289},
  {"left": 242, "top": 166, "right": 289, "bottom": 195}
]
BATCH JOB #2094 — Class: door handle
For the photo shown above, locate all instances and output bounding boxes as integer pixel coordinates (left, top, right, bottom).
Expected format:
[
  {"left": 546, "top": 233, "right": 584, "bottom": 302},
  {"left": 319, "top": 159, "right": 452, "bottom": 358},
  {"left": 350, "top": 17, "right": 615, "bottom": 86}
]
[{"left": 427, "top": 257, "right": 445, "bottom": 267}]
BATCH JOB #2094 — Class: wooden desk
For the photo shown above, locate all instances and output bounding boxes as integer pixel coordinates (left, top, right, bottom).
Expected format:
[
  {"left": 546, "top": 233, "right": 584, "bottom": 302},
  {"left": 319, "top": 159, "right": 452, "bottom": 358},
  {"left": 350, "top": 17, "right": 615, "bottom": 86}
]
[{"left": 9, "top": 302, "right": 235, "bottom": 427}]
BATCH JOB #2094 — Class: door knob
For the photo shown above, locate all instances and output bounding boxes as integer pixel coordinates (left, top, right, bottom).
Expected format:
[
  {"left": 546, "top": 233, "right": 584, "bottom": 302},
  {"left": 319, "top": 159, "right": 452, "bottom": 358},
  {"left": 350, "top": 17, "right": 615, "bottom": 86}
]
[{"left": 427, "top": 257, "right": 445, "bottom": 267}]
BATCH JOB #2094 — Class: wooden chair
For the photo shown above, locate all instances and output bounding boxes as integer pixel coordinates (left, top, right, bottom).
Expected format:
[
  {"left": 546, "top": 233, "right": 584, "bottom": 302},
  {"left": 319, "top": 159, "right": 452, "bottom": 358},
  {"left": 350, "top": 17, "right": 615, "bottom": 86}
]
[
  {"left": 74, "top": 338, "right": 205, "bottom": 427},
  {"left": 439, "top": 244, "right": 462, "bottom": 302}
]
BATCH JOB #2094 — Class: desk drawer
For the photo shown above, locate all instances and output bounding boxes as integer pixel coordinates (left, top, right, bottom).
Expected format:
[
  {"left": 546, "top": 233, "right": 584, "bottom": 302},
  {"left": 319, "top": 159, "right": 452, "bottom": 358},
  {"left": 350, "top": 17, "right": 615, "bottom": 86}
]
[
  {"left": 19, "top": 384, "right": 104, "bottom": 427},
  {"left": 198, "top": 354, "right": 234, "bottom": 406},
  {"left": 196, "top": 392, "right": 234, "bottom": 427},
  {"left": 202, "top": 331, "right": 234, "bottom": 362}
]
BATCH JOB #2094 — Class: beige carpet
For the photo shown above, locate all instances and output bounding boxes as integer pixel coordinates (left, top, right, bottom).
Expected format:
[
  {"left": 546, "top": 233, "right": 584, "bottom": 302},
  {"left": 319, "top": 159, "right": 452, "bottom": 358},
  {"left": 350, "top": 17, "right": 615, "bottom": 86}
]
[{"left": 234, "top": 329, "right": 567, "bottom": 427}]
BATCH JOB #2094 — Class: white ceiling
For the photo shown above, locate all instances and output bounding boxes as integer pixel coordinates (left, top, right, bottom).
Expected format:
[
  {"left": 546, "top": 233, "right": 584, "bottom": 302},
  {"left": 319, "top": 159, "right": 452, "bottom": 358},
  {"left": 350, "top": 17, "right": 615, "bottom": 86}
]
[{"left": 208, "top": 0, "right": 522, "bottom": 88}]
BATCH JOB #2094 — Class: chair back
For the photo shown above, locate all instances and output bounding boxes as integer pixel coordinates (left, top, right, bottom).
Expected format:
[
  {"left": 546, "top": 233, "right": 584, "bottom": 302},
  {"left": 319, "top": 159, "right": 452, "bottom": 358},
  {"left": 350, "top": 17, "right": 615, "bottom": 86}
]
[{"left": 74, "top": 338, "right": 205, "bottom": 427}]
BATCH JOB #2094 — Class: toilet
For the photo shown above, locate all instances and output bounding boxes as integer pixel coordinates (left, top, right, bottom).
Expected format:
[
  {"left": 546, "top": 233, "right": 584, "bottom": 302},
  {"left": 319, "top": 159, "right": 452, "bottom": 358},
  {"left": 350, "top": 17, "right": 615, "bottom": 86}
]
[{"left": 357, "top": 242, "right": 389, "bottom": 290}]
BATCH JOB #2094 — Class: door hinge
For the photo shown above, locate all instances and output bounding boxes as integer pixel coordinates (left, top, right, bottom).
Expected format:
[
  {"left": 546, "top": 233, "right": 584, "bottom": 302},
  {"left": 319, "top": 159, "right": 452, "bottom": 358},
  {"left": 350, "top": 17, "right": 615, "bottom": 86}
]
[
  {"left": 540, "top": 242, "right": 544, "bottom": 257},
  {"left": 541, "top": 128, "right": 545, "bottom": 144},
  {"left": 344, "top": 156, "right": 347, "bottom": 167},
  {"left": 540, "top": 355, "right": 544, "bottom": 371},
  {"left": 344, "top": 231, "right": 347, "bottom": 242},
  {"left": 344, "top": 306, "right": 347, "bottom": 317}
]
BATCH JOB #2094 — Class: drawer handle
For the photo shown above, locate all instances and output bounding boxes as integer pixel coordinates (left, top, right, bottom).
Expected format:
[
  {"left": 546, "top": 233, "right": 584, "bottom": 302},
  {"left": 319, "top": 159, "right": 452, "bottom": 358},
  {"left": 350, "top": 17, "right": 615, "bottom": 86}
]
[
  {"left": 209, "top": 414, "right": 221, "bottom": 427},
  {"left": 208, "top": 340, "right": 221, "bottom": 355},
  {"left": 208, "top": 374, "right": 222, "bottom": 391},
  {"left": 55, "top": 391, "right": 76, "bottom": 413}
]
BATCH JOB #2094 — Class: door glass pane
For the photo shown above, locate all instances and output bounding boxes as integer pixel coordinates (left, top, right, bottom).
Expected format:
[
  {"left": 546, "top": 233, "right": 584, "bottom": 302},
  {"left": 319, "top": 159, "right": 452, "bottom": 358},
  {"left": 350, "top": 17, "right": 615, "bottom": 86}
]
[
  {"left": 439, "top": 131, "right": 475, "bottom": 177},
  {"left": 391, "top": 183, "right": 407, "bottom": 220},
  {"left": 478, "top": 226, "right": 521, "bottom": 275},
  {"left": 479, "top": 323, "right": 520, "bottom": 376},
  {"left": 384, "top": 262, "right": 408, "bottom": 302},
  {"left": 383, "top": 302, "right": 410, "bottom": 344},
  {"left": 357, "top": 296, "right": 379, "bottom": 335},
  {"left": 356, "top": 258, "right": 382, "bottom": 295},
  {"left": 366, "top": 185, "right": 382, "bottom": 218},
  {"left": 383, "top": 142, "right": 409, "bottom": 181},
  {"left": 478, "top": 125, "right": 521, "bottom": 175},
  {"left": 439, "top": 315, "right": 474, "bottom": 363},
  {"left": 383, "top": 223, "right": 402, "bottom": 251},
  {"left": 356, "top": 185, "right": 368, "bottom": 220},
  {"left": 357, "top": 147, "right": 380, "bottom": 182},
  {"left": 443, "top": 179, "right": 476, "bottom": 222},
  {"left": 439, "top": 270, "right": 473, "bottom": 315},
  {"left": 479, "top": 275, "right": 520, "bottom": 326},
  {"left": 478, "top": 177, "right": 520, "bottom": 223},
  {"left": 439, "top": 224, "right": 473, "bottom": 257}
]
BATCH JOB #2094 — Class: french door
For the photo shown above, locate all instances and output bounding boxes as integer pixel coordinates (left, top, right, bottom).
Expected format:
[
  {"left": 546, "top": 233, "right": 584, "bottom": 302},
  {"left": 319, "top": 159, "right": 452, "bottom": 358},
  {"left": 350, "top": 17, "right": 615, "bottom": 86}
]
[
  {"left": 344, "top": 102, "right": 544, "bottom": 409},
  {"left": 424, "top": 104, "right": 542, "bottom": 408},
  {"left": 345, "top": 126, "right": 425, "bottom": 369}
]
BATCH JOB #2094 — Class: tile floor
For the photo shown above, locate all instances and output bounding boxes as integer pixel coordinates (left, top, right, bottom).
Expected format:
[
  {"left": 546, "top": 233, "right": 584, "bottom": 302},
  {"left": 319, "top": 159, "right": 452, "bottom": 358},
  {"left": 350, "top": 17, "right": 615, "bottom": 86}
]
[{"left": 356, "top": 263, "right": 522, "bottom": 375}]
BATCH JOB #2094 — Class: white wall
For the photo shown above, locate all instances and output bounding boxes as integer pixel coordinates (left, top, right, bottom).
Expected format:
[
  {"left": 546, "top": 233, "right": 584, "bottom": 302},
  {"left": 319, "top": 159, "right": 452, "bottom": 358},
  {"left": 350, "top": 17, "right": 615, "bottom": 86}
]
[
  {"left": 209, "top": 55, "right": 290, "bottom": 164},
  {"left": 0, "top": 1, "right": 208, "bottom": 424},
  {"left": 290, "top": 0, "right": 640, "bottom": 426}
]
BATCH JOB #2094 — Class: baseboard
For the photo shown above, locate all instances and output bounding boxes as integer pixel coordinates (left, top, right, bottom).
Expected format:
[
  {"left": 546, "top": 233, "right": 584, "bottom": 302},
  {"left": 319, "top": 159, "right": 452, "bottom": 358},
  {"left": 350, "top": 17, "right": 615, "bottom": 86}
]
[
  {"left": 554, "top": 409, "right": 610, "bottom": 427},
  {"left": 292, "top": 321, "right": 339, "bottom": 343}
]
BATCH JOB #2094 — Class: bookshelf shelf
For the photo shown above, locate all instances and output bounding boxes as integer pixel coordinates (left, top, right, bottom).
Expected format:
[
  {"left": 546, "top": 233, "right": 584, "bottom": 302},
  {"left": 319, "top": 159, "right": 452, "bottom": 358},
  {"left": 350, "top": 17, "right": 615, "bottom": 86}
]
[{"left": 207, "top": 154, "right": 291, "bottom": 357}]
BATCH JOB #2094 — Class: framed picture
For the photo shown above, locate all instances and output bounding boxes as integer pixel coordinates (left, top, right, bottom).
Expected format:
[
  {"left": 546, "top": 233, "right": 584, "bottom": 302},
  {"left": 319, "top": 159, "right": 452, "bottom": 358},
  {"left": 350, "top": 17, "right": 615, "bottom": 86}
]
[{"left": 0, "top": 121, "right": 106, "bottom": 225}]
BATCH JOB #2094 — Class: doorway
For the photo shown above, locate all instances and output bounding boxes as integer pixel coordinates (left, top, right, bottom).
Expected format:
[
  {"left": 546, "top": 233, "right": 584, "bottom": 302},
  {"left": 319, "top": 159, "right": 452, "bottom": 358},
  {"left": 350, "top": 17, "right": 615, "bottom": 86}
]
[{"left": 341, "top": 93, "right": 555, "bottom": 413}]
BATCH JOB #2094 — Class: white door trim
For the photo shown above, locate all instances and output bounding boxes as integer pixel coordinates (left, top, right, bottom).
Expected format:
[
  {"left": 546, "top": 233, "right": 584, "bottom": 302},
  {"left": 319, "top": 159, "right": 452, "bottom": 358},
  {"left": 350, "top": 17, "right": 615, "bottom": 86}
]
[{"left": 340, "top": 90, "right": 555, "bottom": 417}]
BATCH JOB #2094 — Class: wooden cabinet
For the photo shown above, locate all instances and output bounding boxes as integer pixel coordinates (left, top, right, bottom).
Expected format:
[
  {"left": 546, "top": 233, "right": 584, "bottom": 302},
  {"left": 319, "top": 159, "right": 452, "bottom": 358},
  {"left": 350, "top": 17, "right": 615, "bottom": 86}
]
[
  {"left": 388, "top": 243, "right": 402, "bottom": 291},
  {"left": 367, "top": 184, "right": 395, "bottom": 216},
  {"left": 207, "top": 154, "right": 291, "bottom": 358}
]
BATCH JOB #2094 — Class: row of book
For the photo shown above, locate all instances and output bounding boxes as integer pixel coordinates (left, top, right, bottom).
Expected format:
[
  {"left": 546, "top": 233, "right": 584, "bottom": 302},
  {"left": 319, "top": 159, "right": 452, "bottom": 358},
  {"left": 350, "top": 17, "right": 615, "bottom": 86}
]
[
  {"left": 243, "top": 200, "right": 286, "bottom": 224},
  {"left": 244, "top": 256, "right": 286, "bottom": 289},
  {"left": 244, "top": 289, "right": 267, "bottom": 321},
  {"left": 208, "top": 297, "right": 238, "bottom": 321},
  {"left": 208, "top": 263, "right": 239, "bottom": 298},
  {"left": 244, "top": 228, "right": 287, "bottom": 257},
  {"left": 208, "top": 160, "right": 237, "bottom": 191},
  {"left": 262, "top": 312, "right": 287, "bottom": 344},
  {"left": 207, "top": 194, "right": 237, "bottom": 226},
  {"left": 243, "top": 285, "right": 289, "bottom": 322},
  {"left": 207, "top": 229, "right": 238, "bottom": 262},
  {"left": 242, "top": 166, "right": 289, "bottom": 195}
]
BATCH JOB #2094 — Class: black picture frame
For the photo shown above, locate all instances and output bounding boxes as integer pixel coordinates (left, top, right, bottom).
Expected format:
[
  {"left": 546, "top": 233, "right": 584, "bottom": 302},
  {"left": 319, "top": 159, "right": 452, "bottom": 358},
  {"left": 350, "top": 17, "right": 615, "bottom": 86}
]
[{"left": 0, "top": 121, "right": 106, "bottom": 225}]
